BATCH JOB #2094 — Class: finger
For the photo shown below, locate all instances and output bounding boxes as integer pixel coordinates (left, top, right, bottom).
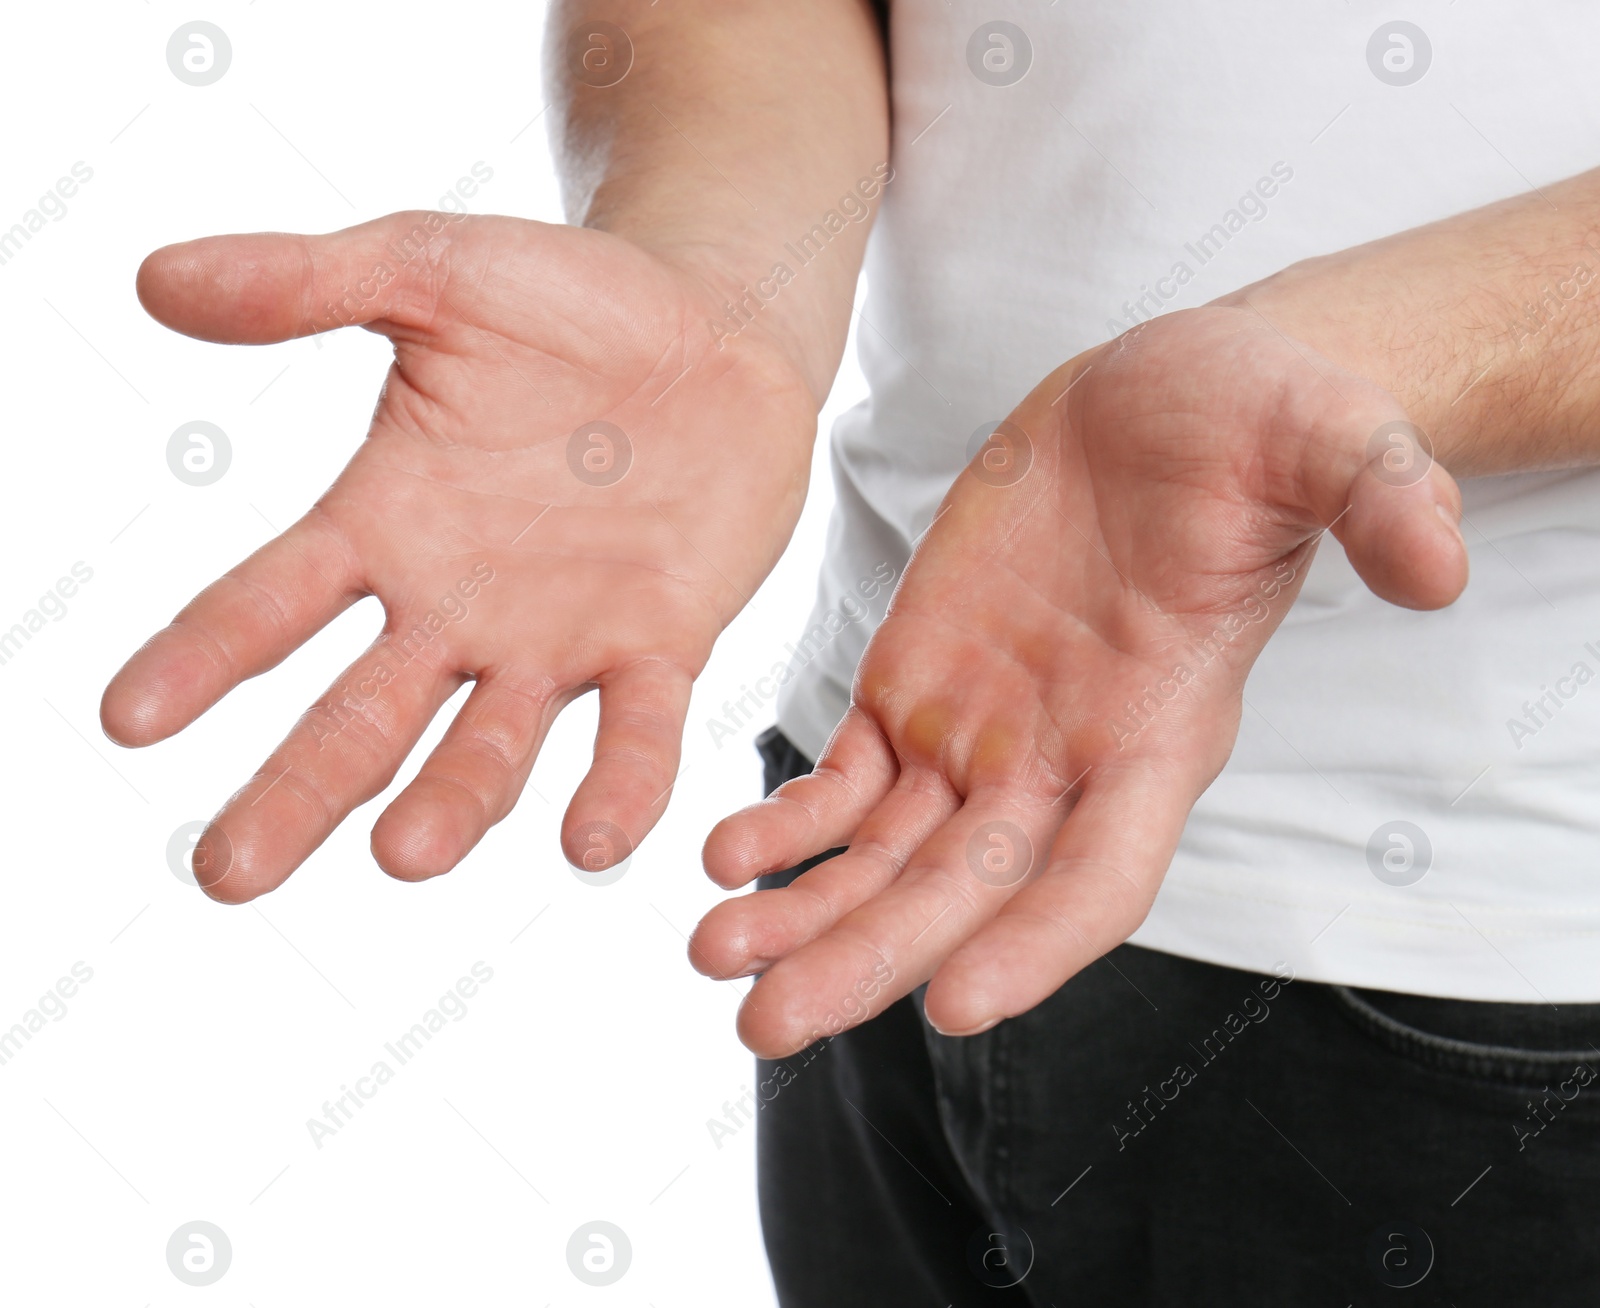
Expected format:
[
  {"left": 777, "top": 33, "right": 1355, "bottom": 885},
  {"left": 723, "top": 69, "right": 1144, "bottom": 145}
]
[
  {"left": 735, "top": 789, "right": 1063, "bottom": 1058},
  {"left": 1335, "top": 453, "right": 1468, "bottom": 611},
  {"left": 689, "top": 766, "right": 959, "bottom": 979},
  {"left": 923, "top": 760, "right": 1191, "bottom": 1036},
  {"left": 193, "top": 637, "right": 463, "bottom": 903},
  {"left": 101, "top": 511, "right": 362, "bottom": 747},
  {"left": 560, "top": 659, "right": 694, "bottom": 873},
  {"left": 370, "top": 673, "right": 568, "bottom": 882},
  {"left": 136, "top": 211, "right": 460, "bottom": 345},
  {"left": 702, "top": 707, "right": 897, "bottom": 890}
]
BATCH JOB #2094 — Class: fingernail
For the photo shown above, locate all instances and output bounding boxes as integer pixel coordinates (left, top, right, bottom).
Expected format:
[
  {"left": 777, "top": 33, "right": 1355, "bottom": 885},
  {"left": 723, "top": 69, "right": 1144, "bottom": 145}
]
[
  {"left": 1435, "top": 502, "right": 1462, "bottom": 538},
  {"left": 736, "top": 958, "right": 773, "bottom": 978},
  {"left": 930, "top": 1014, "right": 1002, "bottom": 1038}
]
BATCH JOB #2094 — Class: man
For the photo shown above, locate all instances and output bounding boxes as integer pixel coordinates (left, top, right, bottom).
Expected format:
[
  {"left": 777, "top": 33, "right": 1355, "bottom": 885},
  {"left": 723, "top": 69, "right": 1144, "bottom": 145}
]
[{"left": 103, "top": 1, "right": 1600, "bottom": 1302}]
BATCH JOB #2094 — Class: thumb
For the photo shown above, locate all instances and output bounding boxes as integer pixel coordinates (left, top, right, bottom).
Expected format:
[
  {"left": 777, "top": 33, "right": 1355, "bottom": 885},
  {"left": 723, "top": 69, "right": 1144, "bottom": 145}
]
[
  {"left": 1329, "top": 424, "right": 1469, "bottom": 612},
  {"left": 135, "top": 209, "right": 464, "bottom": 344}
]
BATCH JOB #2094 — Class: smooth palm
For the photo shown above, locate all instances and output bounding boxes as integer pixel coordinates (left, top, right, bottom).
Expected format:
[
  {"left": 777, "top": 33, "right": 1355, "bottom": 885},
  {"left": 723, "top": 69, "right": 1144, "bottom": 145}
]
[{"left": 104, "top": 213, "right": 816, "bottom": 900}]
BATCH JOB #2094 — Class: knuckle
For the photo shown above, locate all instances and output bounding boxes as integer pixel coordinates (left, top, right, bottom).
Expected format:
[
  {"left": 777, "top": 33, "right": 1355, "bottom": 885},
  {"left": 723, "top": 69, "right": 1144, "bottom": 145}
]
[
  {"left": 842, "top": 836, "right": 900, "bottom": 877},
  {"left": 229, "top": 568, "right": 295, "bottom": 643},
  {"left": 594, "top": 740, "right": 669, "bottom": 781},
  {"left": 171, "top": 615, "right": 241, "bottom": 685},
  {"left": 453, "top": 730, "right": 520, "bottom": 783},
  {"left": 423, "top": 770, "right": 494, "bottom": 825},
  {"left": 266, "top": 764, "right": 337, "bottom": 828}
]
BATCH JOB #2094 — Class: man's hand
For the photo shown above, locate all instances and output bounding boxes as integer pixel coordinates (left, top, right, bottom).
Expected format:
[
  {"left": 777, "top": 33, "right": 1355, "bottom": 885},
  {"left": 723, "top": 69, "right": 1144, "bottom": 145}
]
[
  {"left": 102, "top": 213, "right": 816, "bottom": 901},
  {"left": 694, "top": 305, "right": 1469, "bottom": 1056}
]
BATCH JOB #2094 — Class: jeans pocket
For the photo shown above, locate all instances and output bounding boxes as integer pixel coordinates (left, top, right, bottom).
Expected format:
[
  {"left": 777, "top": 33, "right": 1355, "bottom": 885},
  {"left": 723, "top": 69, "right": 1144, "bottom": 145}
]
[{"left": 1328, "top": 984, "right": 1600, "bottom": 1088}]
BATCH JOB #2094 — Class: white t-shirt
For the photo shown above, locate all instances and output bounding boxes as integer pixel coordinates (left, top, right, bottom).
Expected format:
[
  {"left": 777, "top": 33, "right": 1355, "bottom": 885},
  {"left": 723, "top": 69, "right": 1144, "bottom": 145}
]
[{"left": 777, "top": 1, "right": 1600, "bottom": 1002}]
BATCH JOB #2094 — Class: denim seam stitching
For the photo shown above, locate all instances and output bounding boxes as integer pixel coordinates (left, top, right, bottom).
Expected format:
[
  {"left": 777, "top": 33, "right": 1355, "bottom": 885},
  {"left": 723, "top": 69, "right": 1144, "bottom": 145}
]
[{"left": 1330, "top": 985, "right": 1600, "bottom": 1081}]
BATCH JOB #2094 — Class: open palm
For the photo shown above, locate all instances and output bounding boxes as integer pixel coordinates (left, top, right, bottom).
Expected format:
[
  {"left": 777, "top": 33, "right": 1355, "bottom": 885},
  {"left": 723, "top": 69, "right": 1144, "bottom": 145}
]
[
  {"left": 695, "top": 306, "right": 1468, "bottom": 1056},
  {"left": 103, "top": 212, "right": 816, "bottom": 901}
]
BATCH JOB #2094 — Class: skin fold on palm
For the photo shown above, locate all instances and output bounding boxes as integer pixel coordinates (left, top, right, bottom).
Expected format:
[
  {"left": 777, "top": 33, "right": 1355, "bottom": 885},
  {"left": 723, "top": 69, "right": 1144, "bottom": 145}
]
[
  {"left": 695, "top": 306, "right": 1470, "bottom": 1058},
  {"left": 101, "top": 211, "right": 817, "bottom": 903}
]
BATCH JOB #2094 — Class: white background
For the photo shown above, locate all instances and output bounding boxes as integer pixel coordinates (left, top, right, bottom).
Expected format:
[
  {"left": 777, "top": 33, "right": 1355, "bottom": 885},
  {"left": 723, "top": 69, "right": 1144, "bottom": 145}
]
[{"left": 0, "top": 3, "right": 865, "bottom": 1302}]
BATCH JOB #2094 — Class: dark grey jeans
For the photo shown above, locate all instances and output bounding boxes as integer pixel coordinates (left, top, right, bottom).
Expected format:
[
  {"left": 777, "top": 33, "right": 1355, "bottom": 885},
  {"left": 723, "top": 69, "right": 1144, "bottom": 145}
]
[{"left": 753, "top": 725, "right": 1600, "bottom": 1306}]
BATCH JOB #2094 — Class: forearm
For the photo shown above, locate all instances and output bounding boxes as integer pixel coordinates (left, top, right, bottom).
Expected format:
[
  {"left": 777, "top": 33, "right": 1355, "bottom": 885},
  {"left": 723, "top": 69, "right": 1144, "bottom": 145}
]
[
  {"left": 1225, "top": 168, "right": 1600, "bottom": 477},
  {"left": 546, "top": 0, "right": 889, "bottom": 402}
]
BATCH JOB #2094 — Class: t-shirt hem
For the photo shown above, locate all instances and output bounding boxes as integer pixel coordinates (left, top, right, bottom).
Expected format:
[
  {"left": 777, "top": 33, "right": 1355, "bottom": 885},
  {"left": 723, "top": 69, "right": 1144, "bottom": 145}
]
[{"left": 1132, "top": 876, "right": 1600, "bottom": 1003}]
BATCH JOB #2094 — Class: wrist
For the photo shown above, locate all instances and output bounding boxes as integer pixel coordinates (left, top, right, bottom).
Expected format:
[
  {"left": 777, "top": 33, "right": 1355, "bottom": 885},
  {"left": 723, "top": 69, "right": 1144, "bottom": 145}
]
[
  {"left": 1212, "top": 256, "right": 1509, "bottom": 476},
  {"left": 674, "top": 239, "right": 858, "bottom": 408},
  {"left": 590, "top": 209, "right": 864, "bottom": 408}
]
